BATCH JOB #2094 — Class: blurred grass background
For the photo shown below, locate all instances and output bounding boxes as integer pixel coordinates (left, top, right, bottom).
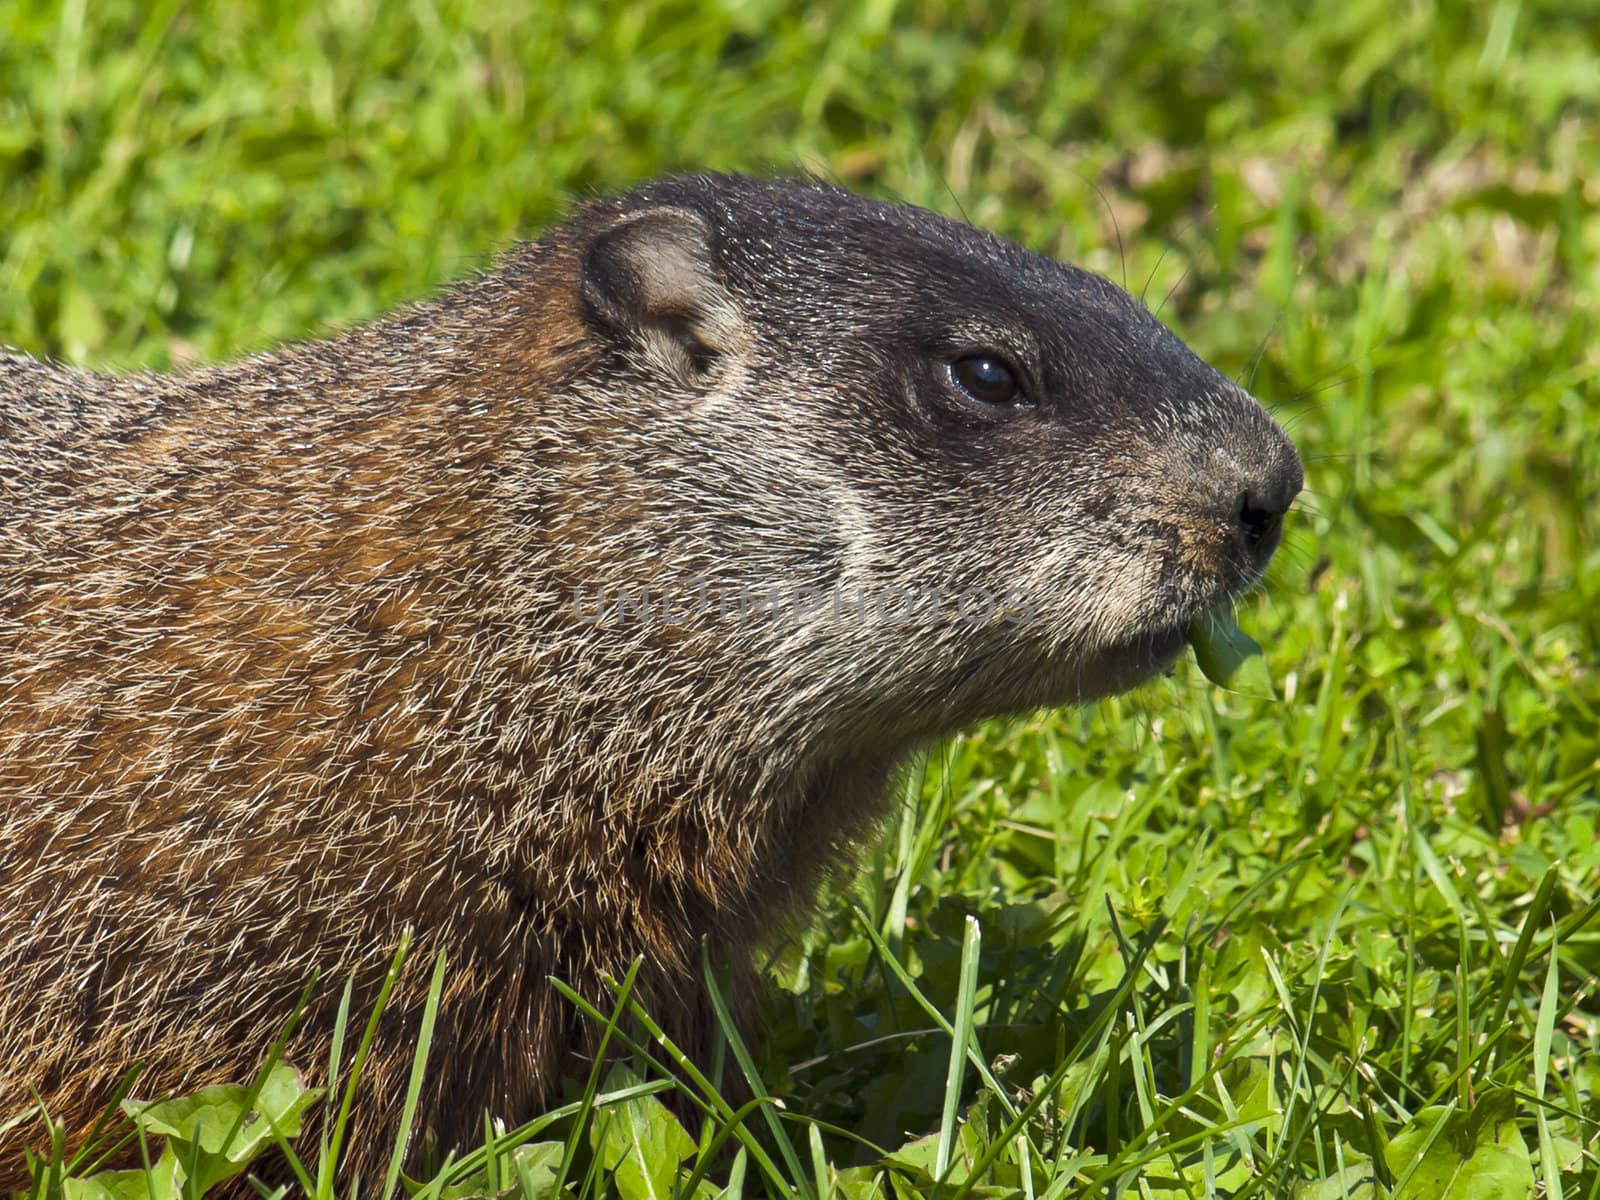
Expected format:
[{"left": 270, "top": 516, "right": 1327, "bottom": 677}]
[{"left": 2, "top": 1, "right": 1597, "bottom": 1196}]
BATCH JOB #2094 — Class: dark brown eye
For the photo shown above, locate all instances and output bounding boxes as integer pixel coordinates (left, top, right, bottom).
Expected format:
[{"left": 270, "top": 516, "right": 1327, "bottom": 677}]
[{"left": 949, "top": 354, "right": 1022, "bottom": 406}]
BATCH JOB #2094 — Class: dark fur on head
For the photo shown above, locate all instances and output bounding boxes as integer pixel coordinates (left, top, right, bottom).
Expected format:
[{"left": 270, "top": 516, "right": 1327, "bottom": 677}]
[{"left": 0, "top": 174, "right": 1300, "bottom": 1187}]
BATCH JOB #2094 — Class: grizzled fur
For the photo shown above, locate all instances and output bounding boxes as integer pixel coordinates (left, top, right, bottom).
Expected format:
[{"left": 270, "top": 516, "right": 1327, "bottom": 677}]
[{"left": 0, "top": 174, "right": 1301, "bottom": 1186}]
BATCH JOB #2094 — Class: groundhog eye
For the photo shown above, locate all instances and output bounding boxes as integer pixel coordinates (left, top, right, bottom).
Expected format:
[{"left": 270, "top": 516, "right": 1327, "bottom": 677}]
[{"left": 949, "top": 354, "right": 1022, "bottom": 406}]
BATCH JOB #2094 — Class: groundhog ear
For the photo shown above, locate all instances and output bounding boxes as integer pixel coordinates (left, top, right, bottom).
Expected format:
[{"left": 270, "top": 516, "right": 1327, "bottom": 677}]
[{"left": 581, "top": 207, "right": 742, "bottom": 375}]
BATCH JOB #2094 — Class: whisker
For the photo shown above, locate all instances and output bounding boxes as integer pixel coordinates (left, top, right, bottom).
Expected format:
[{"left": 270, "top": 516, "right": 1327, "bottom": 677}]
[
  {"left": 1077, "top": 169, "right": 1128, "bottom": 293},
  {"left": 1242, "top": 313, "right": 1283, "bottom": 392},
  {"left": 1155, "top": 264, "right": 1194, "bottom": 322}
]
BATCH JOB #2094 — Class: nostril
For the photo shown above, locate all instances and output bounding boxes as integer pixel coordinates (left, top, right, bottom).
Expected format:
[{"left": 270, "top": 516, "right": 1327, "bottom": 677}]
[{"left": 1234, "top": 489, "right": 1284, "bottom": 549}]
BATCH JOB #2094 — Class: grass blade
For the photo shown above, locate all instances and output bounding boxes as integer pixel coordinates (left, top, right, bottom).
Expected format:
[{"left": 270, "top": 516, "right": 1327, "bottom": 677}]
[
  {"left": 381, "top": 950, "right": 447, "bottom": 1200},
  {"left": 934, "top": 915, "right": 981, "bottom": 1182}
]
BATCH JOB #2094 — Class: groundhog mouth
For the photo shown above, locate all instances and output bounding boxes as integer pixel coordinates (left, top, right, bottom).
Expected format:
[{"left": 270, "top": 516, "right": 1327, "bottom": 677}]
[
  {"left": 1023, "top": 619, "right": 1193, "bottom": 708},
  {"left": 1109, "top": 621, "right": 1192, "bottom": 681},
  {"left": 1071, "top": 563, "right": 1270, "bottom": 699}
]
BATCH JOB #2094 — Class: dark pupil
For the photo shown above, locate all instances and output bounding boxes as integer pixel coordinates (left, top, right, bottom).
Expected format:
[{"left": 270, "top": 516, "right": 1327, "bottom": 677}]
[{"left": 954, "top": 355, "right": 1016, "bottom": 403}]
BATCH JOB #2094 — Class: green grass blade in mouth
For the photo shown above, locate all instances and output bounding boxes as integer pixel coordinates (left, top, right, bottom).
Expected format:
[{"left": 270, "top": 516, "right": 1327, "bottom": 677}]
[{"left": 1186, "top": 608, "right": 1276, "bottom": 697}]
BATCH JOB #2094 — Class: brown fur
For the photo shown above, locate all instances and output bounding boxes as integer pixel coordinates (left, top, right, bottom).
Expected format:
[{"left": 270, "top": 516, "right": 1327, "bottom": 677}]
[{"left": 0, "top": 175, "right": 1300, "bottom": 1189}]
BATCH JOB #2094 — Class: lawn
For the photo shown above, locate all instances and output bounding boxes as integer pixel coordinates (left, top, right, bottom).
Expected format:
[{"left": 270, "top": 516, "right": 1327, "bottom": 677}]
[{"left": 1, "top": 1, "right": 1596, "bottom": 1197}]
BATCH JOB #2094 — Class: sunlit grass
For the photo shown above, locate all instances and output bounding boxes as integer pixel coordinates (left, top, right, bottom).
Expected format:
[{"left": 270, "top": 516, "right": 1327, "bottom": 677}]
[{"left": 3, "top": 0, "right": 1596, "bottom": 1195}]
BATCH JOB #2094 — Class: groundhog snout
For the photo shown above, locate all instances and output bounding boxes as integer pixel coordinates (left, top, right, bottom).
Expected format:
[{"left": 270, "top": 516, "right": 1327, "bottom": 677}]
[
  {"left": 1203, "top": 409, "right": 1305, "bottom": 569},
  {"left": 1223, "top": 429, "right": 1302, "bottom": 564}
]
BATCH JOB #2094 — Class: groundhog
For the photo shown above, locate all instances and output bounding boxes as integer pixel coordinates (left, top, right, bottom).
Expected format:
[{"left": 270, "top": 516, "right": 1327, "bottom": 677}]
[{"left": 0, "top": 173, "right": 1301, "bottom": 1189}]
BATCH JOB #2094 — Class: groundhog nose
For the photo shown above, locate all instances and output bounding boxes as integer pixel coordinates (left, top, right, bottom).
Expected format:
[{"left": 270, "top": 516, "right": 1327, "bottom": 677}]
[
  {"left": 1234, "top": 488, "right": 1286, "bottom": 549},
  {"left": 1231, "top": 445, "right": 1303, "bottom": 555}
]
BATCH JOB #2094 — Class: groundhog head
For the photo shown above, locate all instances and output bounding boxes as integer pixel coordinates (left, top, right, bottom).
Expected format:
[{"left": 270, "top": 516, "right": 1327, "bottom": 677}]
[{"left": 560, "top": 174, "right": 1302, "bottom": 746}]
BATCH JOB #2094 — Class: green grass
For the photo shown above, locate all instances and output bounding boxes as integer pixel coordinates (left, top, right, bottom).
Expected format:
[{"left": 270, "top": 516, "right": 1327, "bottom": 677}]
[{"left": 3, "top": 0, "right": 1598, "bottom": 1196}]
